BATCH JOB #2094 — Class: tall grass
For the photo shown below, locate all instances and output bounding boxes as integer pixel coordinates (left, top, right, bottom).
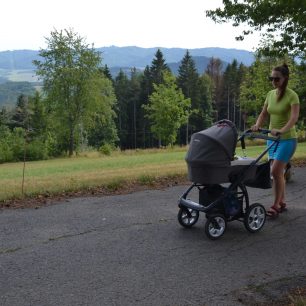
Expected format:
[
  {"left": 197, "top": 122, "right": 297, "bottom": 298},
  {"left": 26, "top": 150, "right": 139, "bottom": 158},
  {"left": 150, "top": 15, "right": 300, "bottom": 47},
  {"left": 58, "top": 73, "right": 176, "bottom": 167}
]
[
  {"left": 0, "top": 147, "right": 187, "bottom": 201},
  {"left": 0, "top": 143, "right": 305, "bottom": 202}
]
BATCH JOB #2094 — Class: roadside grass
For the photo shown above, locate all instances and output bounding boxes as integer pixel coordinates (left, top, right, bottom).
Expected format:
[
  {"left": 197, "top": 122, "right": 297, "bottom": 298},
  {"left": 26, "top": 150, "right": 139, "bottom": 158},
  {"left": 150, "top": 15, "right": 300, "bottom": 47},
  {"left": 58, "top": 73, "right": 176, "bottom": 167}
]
[
  {"left": 0, "top": 147, "right": 187, "bottom": 202},
  {"left": 0, "top": 143, "right": 305, "bottom": 202},
  {"left": 288, "top": 287, "right": 306, "bottom": 306}
]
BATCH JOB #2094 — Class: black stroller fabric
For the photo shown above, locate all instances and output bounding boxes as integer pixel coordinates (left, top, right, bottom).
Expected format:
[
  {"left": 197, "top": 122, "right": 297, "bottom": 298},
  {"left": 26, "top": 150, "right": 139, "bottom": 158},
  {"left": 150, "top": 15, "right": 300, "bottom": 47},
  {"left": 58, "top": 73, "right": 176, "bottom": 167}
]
[
  {"left": 244, "top": 161, "right": 272, "bottom": 189},
  {"left": 186, "top": 120, "right": 238, "bottom": 168},
  {"left": 186, "top": 120, "right": 243, "bottom": 184}
]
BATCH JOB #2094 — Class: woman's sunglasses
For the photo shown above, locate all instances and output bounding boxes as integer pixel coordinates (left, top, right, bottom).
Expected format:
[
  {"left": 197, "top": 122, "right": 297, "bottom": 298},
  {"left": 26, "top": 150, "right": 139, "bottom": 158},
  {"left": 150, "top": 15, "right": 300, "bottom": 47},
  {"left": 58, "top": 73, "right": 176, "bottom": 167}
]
[{"left": 269, "top": 76, "right": 281, "bottom": 82}]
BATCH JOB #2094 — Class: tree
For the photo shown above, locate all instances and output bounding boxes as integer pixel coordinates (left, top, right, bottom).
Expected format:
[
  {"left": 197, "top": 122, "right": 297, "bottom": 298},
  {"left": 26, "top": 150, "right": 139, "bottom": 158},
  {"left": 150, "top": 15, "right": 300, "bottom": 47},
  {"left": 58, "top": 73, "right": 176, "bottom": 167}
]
[
  {"left": 294, "top": 62, "right": 306, "bottom": 124},
  {"left": 114, "top": 69, "right": 130, "bottom": 149},
  {"left": 100, "top": 64, "right": 113, "bottom": 82},
  {"left": 198, "top": 74, "right": 213, "bottom": 129},
  {"left": 239, "top": 56, "right": 281, "bottom": 127},
  {"left": 137, "top": 51, "right": 171, "bottom": 148},
  {"left": 206, "top": 57, "right": 223, "bottom": 119},
  {"left": 239, "top": 56, "right": 302, "bottom": 129},
  {"left": 86, "top": 77, "right": 118, "bottom": 149},
  {"left": 150, "top": 49, "right": 170, "bottom": 86},
  {"left": 33, "top": 29, "right": 109, "bottom": 156},
  {"left": 114, "top": 68, "right": 143, "bottom": 149},
  {"left": 139, "top": 66, "right": 153, "bottom": 148},
  {"left": 127, "top": 68, "right": 142, "bottom": 149},
  {"left": 143, "top": 71, "right": 191, "bottom": 146},
  {"left": 0, "top": 107, "right": 10, "bottom": 126},
  {"left": 28, "top": 91, "right": 48, "bottom": 140},
  {"left": 10, "top": 94, "right": 29, "bottom": 129},
  {"left": 206, "top": 0, "right": 306, "bottom": 58},
  {"left": 177, "top": 50, "right": 201, "bottom": 143},
  {"left": 219, "top": 60, "right": 246, "bottom": 129}
]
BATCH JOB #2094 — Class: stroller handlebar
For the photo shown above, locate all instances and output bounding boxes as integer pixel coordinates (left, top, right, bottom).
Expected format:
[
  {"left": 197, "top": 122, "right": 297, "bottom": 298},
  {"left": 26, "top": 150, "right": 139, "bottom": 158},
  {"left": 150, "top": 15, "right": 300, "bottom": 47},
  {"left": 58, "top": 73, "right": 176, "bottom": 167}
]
[
  {"left": 238, "top": 128, "right": 280, "bottom": 150},
  {"left": 258, "top": 128, "right": 271, "bottom": 134},
  {"left": 239, "top": 128, "right": 280, "bottom": 140}
]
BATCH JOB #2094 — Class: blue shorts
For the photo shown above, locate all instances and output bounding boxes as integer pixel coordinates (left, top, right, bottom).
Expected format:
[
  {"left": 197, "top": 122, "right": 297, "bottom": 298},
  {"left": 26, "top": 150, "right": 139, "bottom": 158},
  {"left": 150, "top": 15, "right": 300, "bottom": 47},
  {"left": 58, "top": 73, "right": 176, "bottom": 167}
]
[{"left": 267, "top": 139, "right": 297, "bottom": 163}]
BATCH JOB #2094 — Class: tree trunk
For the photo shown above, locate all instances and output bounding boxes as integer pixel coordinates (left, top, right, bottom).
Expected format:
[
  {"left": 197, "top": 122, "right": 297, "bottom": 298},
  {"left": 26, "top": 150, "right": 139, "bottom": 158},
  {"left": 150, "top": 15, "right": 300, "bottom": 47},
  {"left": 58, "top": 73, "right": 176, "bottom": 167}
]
[{"left": 69, "top": 127, "right": 74, "bottom": 156}]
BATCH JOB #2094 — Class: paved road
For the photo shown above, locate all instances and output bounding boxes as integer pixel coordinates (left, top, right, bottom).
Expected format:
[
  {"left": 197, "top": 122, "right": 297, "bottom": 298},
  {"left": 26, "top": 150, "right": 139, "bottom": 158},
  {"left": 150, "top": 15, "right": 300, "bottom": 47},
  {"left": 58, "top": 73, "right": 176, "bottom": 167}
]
[{"left": 1, "top": 168, "right": 306, "bottom": 306}]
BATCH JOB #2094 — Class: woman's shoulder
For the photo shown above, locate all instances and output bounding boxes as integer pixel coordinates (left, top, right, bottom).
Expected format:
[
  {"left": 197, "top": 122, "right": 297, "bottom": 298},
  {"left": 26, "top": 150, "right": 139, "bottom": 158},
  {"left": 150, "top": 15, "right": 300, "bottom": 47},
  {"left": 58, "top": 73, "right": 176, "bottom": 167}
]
[
  {"left": 286, "top": 87, "right": 298, "bottom": 96},
  {"left": 267, "top": 89, "right": 277, "bottom": 95},
  {"left": 266, "top": 89, "right": 276, "bottom": 99},
  {"left": 286, "top": 88, "right": 300, "bottom": 103}
]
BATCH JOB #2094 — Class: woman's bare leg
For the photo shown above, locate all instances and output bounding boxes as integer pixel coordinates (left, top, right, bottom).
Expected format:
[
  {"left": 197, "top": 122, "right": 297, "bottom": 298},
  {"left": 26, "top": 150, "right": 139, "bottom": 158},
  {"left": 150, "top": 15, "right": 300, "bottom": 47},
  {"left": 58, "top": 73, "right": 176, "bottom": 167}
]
[{"left": 271, "top": 160, "right": 287, "bottom": 208}]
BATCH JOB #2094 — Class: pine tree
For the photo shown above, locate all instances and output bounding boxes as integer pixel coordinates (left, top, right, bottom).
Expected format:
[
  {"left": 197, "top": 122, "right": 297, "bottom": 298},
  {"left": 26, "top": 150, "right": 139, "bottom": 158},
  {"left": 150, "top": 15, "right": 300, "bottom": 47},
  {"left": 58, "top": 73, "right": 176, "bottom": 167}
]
[
  {"left": 0, "top": 107, "right": 10, "bottom": 127},
  {"left": 206, "top": 57, "right": 223, "bottom": 120},
  {"left": 114, "top": 69, "right": 130, "bottom": 149},
  {"left": 138, "top": 66, "right": 154, "bottom": 148},
  {"left": 28, "top": 91, "right": 48, "bottom": 140},
  {"left": 150, "top": 49, "right": 170, "bottom": 86},
  {"left": 198, "top": 74, "right": 213, "bottom": 129},
  {"left": 127, "top": 68, "right": 142, "bottom": 149},
  {"left": 177, "top": 50, "right": 201, "bottom": 143},
  {"left": 100, "top": 64, "right": 113, "bottom": 82}
]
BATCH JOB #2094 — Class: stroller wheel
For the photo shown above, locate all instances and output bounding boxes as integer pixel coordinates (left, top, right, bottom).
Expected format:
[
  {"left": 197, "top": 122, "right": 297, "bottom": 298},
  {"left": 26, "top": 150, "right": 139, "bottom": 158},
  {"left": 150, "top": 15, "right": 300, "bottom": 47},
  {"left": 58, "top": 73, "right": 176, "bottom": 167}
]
[
  {"left": 177, "top": 208, "right": 199, "bottom": 228},
  {"left": 244, "top": 203, "right": 266, "bottom": 233},
  {"left": 205, "top": 214, "right": 226, "bottom": 240}
]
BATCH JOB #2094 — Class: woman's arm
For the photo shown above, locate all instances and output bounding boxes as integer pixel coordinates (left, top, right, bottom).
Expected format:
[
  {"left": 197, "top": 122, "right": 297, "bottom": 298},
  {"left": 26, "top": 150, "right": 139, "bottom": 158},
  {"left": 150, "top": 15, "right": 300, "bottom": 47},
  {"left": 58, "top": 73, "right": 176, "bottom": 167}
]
[{"left": 251, "top": 104, "right": 269, "bottom": 131}]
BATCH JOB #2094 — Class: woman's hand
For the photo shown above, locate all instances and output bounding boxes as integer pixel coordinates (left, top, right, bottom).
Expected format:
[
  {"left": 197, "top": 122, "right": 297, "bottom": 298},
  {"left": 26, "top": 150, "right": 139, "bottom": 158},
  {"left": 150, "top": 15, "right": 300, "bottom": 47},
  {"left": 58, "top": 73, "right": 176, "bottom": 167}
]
[
  {"left": 251, "top": 124, "right": 260, "bottom": 132},
  {"left": 270, "top": 129, "right": 282, "bottom": 136}
]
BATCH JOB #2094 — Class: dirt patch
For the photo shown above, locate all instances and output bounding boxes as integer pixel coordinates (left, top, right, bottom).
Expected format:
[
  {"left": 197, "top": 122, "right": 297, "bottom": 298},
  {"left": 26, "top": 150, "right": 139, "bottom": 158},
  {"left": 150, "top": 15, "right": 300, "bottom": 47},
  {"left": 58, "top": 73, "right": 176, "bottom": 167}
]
[
  {"left": 233, "top": 276, "right": 306, "bottom": 305},
  {"left": 292, "top": 159, "right": 306, "bottom": 168}
]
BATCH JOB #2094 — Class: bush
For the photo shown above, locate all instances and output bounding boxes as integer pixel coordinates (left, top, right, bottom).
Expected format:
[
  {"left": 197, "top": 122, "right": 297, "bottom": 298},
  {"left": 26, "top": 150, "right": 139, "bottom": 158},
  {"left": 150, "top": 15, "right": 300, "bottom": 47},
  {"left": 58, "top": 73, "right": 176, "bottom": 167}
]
[
  {"left": 25, "top": 140, "right": 49, "bottom": 161},
  {"left": 0, "top": 142, "right": 14, "bottom": 163},
  {"left": 297, "top": 128, "right": 306, "bottom": 142},
  {"left": 99, "top": 143, "right": 113, "bottom": 156},
  {"left": 0, "top": 126, "right": 14, "bottom": 163},
  {"left": 45, "top": 132, "right": 62, "bottom": 157},
  {"left": 11, "top": 128, "right": 25, "bottom": 161}
]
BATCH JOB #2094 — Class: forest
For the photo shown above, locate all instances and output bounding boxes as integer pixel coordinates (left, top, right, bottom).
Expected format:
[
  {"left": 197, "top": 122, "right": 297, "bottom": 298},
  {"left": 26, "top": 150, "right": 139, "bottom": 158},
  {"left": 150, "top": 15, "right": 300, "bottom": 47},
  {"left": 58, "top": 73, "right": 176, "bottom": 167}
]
[{"left": 0, "top": 28, "right": 305, "bottom": 163}]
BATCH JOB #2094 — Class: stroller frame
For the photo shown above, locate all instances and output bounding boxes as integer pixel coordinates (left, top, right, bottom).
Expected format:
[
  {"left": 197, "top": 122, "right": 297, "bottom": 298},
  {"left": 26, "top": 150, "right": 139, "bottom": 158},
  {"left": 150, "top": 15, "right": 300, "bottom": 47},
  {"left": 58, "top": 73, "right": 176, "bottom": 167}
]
[{"left": 178, "top": 127, "right": 280, "bottom": 240}]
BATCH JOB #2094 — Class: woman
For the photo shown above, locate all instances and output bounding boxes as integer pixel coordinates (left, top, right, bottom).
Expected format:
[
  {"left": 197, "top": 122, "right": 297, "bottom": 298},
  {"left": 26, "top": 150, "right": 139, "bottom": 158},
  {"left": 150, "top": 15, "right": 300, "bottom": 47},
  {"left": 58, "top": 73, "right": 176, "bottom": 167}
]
[{"left": 251, "top": 63, "right": 300, "bottom": 218}]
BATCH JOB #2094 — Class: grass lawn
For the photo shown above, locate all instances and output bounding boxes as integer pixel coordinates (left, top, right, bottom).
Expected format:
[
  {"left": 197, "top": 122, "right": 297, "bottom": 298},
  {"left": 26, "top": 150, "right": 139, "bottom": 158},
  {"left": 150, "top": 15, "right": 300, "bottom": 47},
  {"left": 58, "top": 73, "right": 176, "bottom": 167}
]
[{"left": 0, "top": 142, "right": 305, "bottom": 202}]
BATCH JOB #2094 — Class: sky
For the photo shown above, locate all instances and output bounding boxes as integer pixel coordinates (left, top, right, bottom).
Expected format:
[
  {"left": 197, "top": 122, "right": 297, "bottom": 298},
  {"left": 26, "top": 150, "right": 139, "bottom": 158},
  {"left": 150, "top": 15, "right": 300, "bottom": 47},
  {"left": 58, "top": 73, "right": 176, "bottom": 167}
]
[{"left": 0, "top": 0, "right": 261, "bottom": 52}]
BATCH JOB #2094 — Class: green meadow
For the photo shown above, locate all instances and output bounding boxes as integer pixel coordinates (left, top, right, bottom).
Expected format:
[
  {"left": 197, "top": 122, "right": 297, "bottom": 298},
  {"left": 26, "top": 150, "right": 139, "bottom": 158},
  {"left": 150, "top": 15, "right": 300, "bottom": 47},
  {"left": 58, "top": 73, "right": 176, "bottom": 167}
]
[{"left": 0, "top": 143, "right": 305, "bottom": 202}]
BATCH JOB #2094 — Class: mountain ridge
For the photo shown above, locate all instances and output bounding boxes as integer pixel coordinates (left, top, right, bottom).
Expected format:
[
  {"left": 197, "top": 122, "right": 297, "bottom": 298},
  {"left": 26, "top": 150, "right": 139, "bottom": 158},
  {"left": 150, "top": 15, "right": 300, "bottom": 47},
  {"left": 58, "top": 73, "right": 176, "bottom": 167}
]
[{"left": 0, "top": 46, "right": 255, "bottom": 82}]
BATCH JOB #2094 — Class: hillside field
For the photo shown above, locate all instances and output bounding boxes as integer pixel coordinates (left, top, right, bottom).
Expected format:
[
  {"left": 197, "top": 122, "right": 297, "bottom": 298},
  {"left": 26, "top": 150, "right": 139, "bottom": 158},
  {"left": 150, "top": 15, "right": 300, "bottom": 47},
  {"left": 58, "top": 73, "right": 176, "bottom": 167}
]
[{"left": 1, "top": 143, "right": 306, "bottom": 203}]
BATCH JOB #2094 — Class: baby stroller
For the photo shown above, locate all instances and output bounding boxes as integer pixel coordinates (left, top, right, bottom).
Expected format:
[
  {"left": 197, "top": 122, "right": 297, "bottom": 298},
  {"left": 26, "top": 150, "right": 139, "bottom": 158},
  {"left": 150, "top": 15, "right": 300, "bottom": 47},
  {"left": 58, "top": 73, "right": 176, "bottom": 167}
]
[{"left": 177, "top": 119, "right": 280, "bottom": 240}]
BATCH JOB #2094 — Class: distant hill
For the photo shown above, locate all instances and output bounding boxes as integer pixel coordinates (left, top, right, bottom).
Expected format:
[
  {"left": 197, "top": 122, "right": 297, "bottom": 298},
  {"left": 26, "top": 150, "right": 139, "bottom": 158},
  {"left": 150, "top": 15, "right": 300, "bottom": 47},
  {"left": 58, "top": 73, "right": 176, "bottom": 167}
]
[
  {"left": 97, "top": 46, "right": 254, "bottom": 68},
  {"left": 0, "top": 50, "right": 41, "bottom": 70},
  {"left": 0, "top": 81, "right": 36, "bottom": 108},
  {"left": 0, "top": 46, "right": 255, "bottom": 83}
]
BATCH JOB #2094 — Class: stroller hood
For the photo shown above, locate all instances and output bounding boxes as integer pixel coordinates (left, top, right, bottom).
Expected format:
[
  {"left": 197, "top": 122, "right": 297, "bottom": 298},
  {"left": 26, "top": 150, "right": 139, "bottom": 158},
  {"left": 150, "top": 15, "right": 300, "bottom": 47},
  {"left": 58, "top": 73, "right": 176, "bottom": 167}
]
[{"left": 186, "top": 120, "right": 238, "bottom": 167}]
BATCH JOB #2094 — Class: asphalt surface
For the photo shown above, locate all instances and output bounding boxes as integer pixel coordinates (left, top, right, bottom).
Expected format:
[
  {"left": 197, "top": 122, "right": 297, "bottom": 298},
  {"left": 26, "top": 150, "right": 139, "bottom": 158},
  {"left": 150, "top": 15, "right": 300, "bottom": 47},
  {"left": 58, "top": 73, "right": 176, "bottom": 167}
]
[{"left": 0, "top": 168, "right": 306, "bottom": 306}]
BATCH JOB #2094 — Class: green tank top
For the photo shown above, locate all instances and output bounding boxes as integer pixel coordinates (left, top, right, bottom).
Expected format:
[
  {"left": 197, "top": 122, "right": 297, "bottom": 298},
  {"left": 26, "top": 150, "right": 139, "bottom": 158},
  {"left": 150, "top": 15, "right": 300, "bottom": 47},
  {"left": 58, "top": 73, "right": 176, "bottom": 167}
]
[{"left": 264, "top": 88, "right": 300, "bottom": 139}]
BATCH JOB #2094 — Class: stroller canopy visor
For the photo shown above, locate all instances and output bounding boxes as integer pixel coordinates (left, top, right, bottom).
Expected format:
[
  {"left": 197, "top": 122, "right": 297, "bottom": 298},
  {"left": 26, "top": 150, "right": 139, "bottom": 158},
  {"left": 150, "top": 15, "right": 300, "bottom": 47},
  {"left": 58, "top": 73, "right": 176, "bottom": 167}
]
[{"left": 186, "top": 120, "right": 238, "bottom": 167}]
